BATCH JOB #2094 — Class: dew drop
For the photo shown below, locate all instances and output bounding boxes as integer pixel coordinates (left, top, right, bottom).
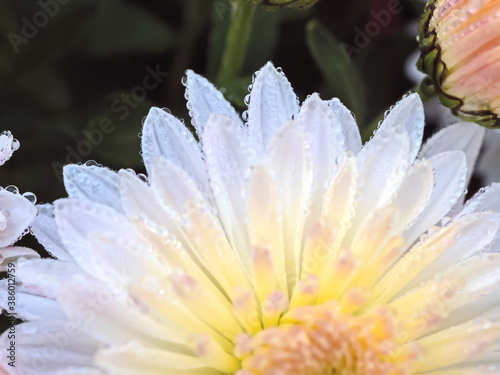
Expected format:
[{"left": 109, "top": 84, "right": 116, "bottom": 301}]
[
  {"left": 354, "top": 191, "right": 362, "bottom": 202},
  {"left": 335, "top": 154, "right": 345, "bottom": 166},
  {"left": 441, "top": 216, "right": 452, "bottom": 227},
  {"left": 5, "top": 185, "right": 19, "bottom": 194},
  {"left": 356, "top": 176, "right": 365, "bottom": 188},
  {"left": 137, "top": 174, "right": 148, "bottom": 183},
  {"left": 85, "top": 160, "right": 99, "bottom": 167},
  {"left": 427, "top": 226, "right": 439, "bottom": 235},
  {"left": 22, "top": 192, "right": 37, "bottom": 204},
  {"left": 420, "top": 233, "right": 429, "bottom": 243}
]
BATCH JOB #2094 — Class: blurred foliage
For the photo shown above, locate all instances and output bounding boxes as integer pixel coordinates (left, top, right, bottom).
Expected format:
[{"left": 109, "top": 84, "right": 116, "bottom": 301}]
[{"left": 0, "top": 0, "right": 426, "bottom": 205}]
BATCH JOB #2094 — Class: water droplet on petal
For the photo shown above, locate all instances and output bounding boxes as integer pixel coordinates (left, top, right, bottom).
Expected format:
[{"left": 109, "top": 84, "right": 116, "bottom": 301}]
[
  {"left": 85, "top": 160, "right": 99, "bottom": 167},
  {"left": 5, "top": 185, "right": 19, "bottom": 194},
  {"left": 137, "top": 174, "right": 148, "bottom": 183},
  {"left": 22, "top": 192, "right": 37, "bottom": 204},
  {"left": 441, "top": 216, "right": 452, "bottom": 227}
]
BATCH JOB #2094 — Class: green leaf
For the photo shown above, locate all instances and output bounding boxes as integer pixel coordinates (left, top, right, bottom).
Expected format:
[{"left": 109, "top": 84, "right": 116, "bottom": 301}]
[
  {"left": 82, "top": 0, "right": 176, "bottom": 57},
  {"left": 306, "top": 19, "right": 366, "bottom": 124}
]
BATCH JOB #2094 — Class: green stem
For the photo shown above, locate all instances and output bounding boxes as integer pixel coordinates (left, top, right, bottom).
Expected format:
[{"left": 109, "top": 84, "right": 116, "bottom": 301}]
[{"left": 216, "top": 0, "right": 257, "bottom": 86}]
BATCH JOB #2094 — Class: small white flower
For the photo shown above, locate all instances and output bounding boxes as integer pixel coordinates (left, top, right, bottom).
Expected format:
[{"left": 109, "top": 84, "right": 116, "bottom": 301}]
[
  {"left": 3, "top": 63, "right": 500, "bottom": 375},
  {"left": 0, "top": 132, "right": 19, "bottom": 167},
  {"left": 0, "top": 132, "right": 37, "bottom": 271}
]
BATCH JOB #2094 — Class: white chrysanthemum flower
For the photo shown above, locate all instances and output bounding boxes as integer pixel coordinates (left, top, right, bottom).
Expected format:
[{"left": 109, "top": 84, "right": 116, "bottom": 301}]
[
  {"left": 0, "top": 131, "right": 37, "bottom": 270},
  {"left": 3, "top": 62, "right": 500, "bottom": 375}
]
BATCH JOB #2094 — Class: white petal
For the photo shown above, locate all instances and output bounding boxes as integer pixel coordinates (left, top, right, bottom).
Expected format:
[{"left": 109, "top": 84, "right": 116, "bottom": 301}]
[
  {"left": 96, "top": 341, "right": 237, "bottom": 374},
  {"left": 141, "top": 107, "right": 208, "bottom": 191},
  {"left": 203, "top": 114, "right": 252, "bottom": 265},
  {"left": 316, "top": 156, "right": 358, "bottom": 267},
  {"left": 247, "top": 62, "right": 299, "bottom": 155},
  {"left": 425, "top": 254, "right": 500, "bottom": 335},
  {"left": 0, "top": 320, "right": 102, "bottom": 375},
  {"left": 53, "top": 199, "right": 100, "bottom": 273},
  {"left": 149, "top": 157, "right": 249, "bottom": 287},
  {"left": 321, "top": 157, "right": 357, "bottom": 229},
  {"left": 388, "top": 159, "right": 435, "bottom": 235},
  {"left": 358, "top": 127, "right": 410, "bottom": 205},
  {"left": 17, "top": 257, "right": 81, "bottom": 300},
  {"left": 57, "top": 276, "right": 190, "bottom": 348},
  {"left": 372, "top": 211, "right": 499, "bottom": 307},
  {"left": 55, "top": 198, "right": 166, "bottom": 292},
  {"left": 246, "top": 165, "right": 288, "bottom": 295},
  {"left": 119, "top": 170, "right": 193, "bottom": 255},
  {"left": 119, "top": 170, "right": 172, "bottom": 224},
  {"left": 377, "top": 93, "right": 424, "bottom": 163},
  {"left": 420, "top": 121, "right": 485, "bottom": 186},
  {"left": 345, "top": 127, "right": 410, "bottom": 245},
  {"left": 403, "top": 211, "right": 499, "bottom": 292},
  {"left": 328, "top": 97, "right": 362, "bottom": 153},
  {"left": 31, "top": 204, "right": 72, "bottom": 261},
  {"left": 0, "top": 190, "right": 36, "bottom": 247},
  {"left": 54, "top": 199, "right": 135, "bottom": 277},
  {"left": 460, "top": 182, "right": 500, "bottom": 253},
  {"left": 149, "top": 157, "right": 208, "bottom": 222},
  {"left": 0, "top": 246, "right": 39, "bottom": 271},
  {"left": 403, "top": 151, "right": 467, "bottom": 249},
  {"left": 63, "top": 165, "right": 123, "bottom": 213},
  {"left": 461, "top": 183, "right": 500, "bottom": 216},
  {"left": 298, "top": 95, "right": 348, "bottom": 241},
  {"left": 414, "top": 316, "right": 500, "bottom": 372},
  {"left": 0, "top": 279, "right": 65, "bottom": 321},
  {"left": 184, "top": 70, "right": 242, "bottom": 136},
  {"left": 298, "top": 94, "right": 346, "bottom": 205},
  {"left": 344, "top": 161, "right": 434, "bottom": 293},
  {"left": 267, "top": 122, "right": 313, "bottom": 288}
]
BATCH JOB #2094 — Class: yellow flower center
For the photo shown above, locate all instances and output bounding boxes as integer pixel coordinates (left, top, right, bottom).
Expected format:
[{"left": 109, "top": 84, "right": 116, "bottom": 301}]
[{"left": 234, "top": 302, "right": 420, "bottom": 375}]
